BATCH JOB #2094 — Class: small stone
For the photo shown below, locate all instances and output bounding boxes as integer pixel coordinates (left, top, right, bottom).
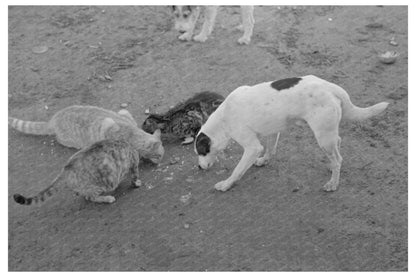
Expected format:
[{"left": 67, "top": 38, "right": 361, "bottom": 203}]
[
  {"left": 216, "top": 169, "right": 227, "bottom": 175},
  {"left": 184, "top": 223, "right": 190, "bottom": 229},
  {"left": 292, "top": 187, "right": 299, "bottom": 192},
  {"left": 180, "top": 192, "right": 192, "bottom": 203},
  {"left": 145, "top": 108, "right": 150, "bottom": 114},
  {"left": 32, "top": 45, "right": 48, "bottom": 54},
  {"left": 366, "top": 22, "right": 383, "bottom": 29},
  {"left": 120, "top": 103, "right": 128, "bottom": 108},
  {"left": 379, "top": 51, "right": 399, "bottom": 64},
  {"left": 389, "top": 40, "right": 398, "bottom": 46},
  {"left": 328, "top": 18, "right": 333, "bottom": 21},
  {"left": 44, "top": 105, "right": 49, "bottom": 110}
]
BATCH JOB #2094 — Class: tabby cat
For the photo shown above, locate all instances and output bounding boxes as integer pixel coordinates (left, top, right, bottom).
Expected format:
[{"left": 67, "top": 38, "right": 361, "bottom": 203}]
[
  {"left": 142, "top": 91, "right": 224, "bottom": 143},
  {"left": 9, "top": 105, "right": 164, "bottom": 163},
  {"left": 14, "top": 139, "right": 142, "bottom": 205}
]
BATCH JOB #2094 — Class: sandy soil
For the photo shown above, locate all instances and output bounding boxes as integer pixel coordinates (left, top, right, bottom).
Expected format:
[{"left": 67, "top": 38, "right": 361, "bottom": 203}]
[{"left": 8, "top": 6, "right": 407, "bottom": 271}]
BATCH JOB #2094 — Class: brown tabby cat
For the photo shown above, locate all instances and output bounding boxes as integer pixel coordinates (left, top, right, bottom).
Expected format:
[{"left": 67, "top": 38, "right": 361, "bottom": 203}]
[
  {"left": 142, "top": 91, "right": 224, "bottom": 143},
  {"left": 9, "top": 105, "right": 164, "bottom": 163},
  {"left": 14, "top": 139, "right": 142, "bottom": 205}
]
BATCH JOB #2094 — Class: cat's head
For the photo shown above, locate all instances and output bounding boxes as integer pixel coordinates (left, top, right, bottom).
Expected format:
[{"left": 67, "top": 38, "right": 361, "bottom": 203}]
[
  {"left": 101, "top": 118, "right": 164, "bottom": 164},
  {"left": 142, "top": 115, "right": 167, "bottom": 134},
  {"left": 139, "top": 129, "right": 164, "bottom": 164}
]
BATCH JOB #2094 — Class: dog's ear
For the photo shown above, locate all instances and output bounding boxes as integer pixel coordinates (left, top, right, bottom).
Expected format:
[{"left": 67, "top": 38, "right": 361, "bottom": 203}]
[{"left": 195, "top": 132, "right": 211, "bottom": 156}]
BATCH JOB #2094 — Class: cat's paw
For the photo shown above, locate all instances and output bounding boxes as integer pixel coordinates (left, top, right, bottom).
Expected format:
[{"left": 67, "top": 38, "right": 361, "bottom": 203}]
[{"left": 254, "top": 156, "right": 269, "bottom": 167}]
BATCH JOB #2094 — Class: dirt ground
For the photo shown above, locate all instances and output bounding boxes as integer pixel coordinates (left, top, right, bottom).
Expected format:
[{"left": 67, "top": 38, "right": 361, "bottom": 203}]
[{"left": 8, "top": 6, "right": 407, "bottom": 271}]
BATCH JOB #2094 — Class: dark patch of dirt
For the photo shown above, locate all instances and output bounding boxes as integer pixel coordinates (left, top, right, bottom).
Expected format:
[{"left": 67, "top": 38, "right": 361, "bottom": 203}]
[{"left": 9, "top": 6, "right": 407, "bottom": 271}]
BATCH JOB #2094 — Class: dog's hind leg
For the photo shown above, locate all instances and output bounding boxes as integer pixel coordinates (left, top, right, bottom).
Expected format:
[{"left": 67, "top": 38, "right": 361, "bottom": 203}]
[
  {"left": 318, "top": 134, "right": 342, "bottom": 191},
  {"left": 215, "top": 132, "right": 263, "bottom": 191},
  {"left": 194, "top": 6, "right": 218, "bottom": 42},
  {"left": 238, "top": 6, "right": 254, "bottom": 45},
  {"left": 306, "top": 108, "right": 343, "bottom": 191},
  {"left": 254, "top": 132, "right": 280, "bottom": 167}
]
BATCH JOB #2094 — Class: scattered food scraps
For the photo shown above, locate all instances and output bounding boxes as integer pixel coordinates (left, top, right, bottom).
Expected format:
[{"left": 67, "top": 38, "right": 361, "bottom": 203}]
[
  {"left": 389, "top": 37, "right": 398, "bottom": 46},
  {"left": 145, "top": 183, "right": 154, "bottom": 190},
  {"left": 170, "top": 157, "right": 181, "bottom": 165},
  {"left": 182, "top": 137, "right": 194, "bottom": 145}
]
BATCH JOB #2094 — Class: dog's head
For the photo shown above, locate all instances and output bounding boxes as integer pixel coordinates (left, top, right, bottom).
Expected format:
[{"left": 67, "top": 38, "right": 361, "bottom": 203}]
[
  {"left": 194, "top": 131, "right": 219, "bottom": 170},
  {"left": 171, "top": 5, "right": 200, "bottom": 33}
]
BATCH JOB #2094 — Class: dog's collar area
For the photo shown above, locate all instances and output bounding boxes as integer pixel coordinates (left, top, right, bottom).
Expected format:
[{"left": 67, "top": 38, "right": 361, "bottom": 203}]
[
  {"left": 270, "top": 77, "right": 302, "bottom": 91},
  {"left": 195, "top": 132, "right": 211, "bottom": 156}
]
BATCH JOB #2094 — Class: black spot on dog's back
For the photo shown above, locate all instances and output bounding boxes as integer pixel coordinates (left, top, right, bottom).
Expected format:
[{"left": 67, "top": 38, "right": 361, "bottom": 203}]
[
  {"left": 195, "top": 132, "right": 211, "bottom": 156},
  {"left": 271, "top": 77, "right": 302, "bottom": 91}
]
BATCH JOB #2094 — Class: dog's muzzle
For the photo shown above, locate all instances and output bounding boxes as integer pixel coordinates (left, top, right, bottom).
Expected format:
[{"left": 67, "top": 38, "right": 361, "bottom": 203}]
[{"left": 198, "top": 156, "right": 215, "bottom": 170}]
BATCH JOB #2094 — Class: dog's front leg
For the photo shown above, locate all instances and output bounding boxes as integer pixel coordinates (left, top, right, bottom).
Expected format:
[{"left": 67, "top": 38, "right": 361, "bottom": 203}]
[
  {"left": 178, "top": 8, "right": 201, "bottom": 41},
  {"left": 215, "top": 144, "right": 263, "bottom": 191},
  {"left": 194, "top": 6, "right": 218, "bottom": 42}
]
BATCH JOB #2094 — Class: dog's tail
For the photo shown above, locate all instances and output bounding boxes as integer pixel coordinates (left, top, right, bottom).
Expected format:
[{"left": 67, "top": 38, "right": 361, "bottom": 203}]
[
  {"left": 8, "top": 117, "right": 54, "bottom": 135},
  {"left": 332, "top": 87, "right": 389, "bottom": 121}
]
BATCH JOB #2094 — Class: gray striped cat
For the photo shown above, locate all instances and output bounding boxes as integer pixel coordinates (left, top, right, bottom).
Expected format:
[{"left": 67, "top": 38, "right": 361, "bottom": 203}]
[
  {"left": 14, "top": 139, "right": 142, "bottom": 204},
  {"left": 9, "top": 105, "right": 164, "bottom": 163}
]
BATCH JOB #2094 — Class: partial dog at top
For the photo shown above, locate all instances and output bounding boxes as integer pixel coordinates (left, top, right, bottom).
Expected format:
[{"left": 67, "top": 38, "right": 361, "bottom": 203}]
[
  {"left": 172, "top": 6, "right": 254, "bottom": 45},
  {"left": 195, "top": 75, "right": 389, "bottom": 192}
]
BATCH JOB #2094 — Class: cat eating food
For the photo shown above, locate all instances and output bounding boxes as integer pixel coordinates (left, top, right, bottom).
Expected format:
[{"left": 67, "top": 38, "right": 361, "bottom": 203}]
[
  {"left": 14, "top": 139, "right": 143, "bottom": 205},
  {"left": 9, "top": 105, "right": 164, "bottom": 164}
]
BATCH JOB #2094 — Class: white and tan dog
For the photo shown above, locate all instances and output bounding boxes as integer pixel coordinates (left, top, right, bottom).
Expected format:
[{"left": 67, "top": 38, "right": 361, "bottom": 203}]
[
  {"left": 195, "top": 75, "right": 389, "bottom": 192},
  {"left": 172, "top": 5, "right": 254, "bottom": 45}
]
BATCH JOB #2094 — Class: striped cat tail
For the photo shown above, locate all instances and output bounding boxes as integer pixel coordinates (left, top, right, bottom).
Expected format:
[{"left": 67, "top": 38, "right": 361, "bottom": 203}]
[
  {"left": 13, "top": 172, "right": 65, "bottom": 206},
  {"left": 8, "top": 117, "right": 54, "bottom": 135}
]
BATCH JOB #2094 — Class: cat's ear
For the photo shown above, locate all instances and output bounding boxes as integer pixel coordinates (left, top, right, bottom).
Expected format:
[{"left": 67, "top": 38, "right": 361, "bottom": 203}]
[
  {"left": 118, "top": 109, "right": 137, "bottom": 126},
  {"left": 153, "top": 129, "right": 161, "bottom": 139},
  {"left": 101, "top": 118, "right": 119, "bottom": 135},
  {"left": 118, "top": 109, "right": 134, "bottom": 120}
]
